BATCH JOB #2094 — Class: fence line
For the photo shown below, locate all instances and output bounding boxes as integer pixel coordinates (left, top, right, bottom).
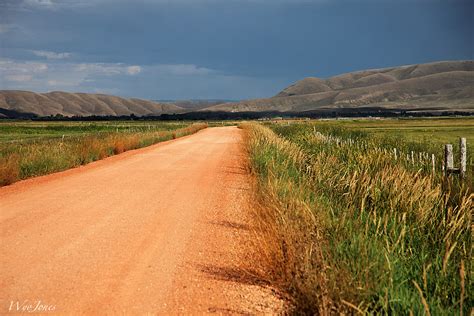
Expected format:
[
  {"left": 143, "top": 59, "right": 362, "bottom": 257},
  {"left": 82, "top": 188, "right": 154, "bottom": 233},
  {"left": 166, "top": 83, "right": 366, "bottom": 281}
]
[{"left": 312, "top": 131, "right": 468, "bottom": 179}]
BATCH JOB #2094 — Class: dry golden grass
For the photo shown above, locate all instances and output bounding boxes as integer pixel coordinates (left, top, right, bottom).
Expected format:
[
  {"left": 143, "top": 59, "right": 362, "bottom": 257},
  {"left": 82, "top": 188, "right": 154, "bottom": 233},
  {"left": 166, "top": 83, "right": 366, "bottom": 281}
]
[
  {"left": 242, "top": 123, "right": 332, "bottom": 313},
  {"left": 241, "top": 122, "right": 472, "bottom": 314},
  {"left": 0, "top": 154, "right": 20, "bottom": 186}
]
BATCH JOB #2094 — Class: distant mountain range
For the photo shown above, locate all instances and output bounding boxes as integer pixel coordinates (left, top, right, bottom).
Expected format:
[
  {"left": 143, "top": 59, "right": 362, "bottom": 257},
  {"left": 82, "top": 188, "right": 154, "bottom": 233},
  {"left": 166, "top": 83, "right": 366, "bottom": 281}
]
[
  {"left": 205, "top": 60, "right": 474, "bottom": 113},
  {"left": 1, "top": 60, "right": 473, "bottom": 118}
]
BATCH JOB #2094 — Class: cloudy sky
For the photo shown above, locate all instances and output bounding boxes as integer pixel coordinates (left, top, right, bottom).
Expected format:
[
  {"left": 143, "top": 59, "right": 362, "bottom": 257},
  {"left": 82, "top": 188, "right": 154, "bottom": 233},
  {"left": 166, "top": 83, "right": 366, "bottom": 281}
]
[{"left": 0, "top": 0, "right": 472, "bottom": 100}]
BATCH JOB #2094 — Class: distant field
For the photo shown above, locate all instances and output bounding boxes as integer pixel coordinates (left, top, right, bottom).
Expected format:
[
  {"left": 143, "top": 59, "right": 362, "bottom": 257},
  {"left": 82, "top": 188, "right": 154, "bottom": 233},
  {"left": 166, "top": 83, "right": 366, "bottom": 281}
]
[
  {"left": 312, "top": 117, "right": 474, "bottom": 146},
  {"left": 0, "top": 121, "right": 207, "bottom": 186},
  {"left": 268, "top": 117, "right": 474, "bottom": 166},
  {"left": 0, "top": 121, "right": 190, "bottom": 143}
]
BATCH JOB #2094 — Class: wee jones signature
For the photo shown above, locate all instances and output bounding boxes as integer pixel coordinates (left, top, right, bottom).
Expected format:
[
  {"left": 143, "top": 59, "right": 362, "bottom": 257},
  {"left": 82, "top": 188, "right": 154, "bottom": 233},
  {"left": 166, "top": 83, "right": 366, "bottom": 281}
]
[{"left": 7, "top": 300, "right": 56, "bottom": 313}]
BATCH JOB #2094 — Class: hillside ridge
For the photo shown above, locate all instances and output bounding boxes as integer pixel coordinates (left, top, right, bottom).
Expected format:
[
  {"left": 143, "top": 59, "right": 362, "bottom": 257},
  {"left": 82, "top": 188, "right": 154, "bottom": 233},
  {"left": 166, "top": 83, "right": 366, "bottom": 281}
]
[
  {"left": 1, "top": 60, "right": 473, "bottom": 117},
  {"left": 0, "top": 90, "right": 183, "bottom": 117},
  {"left": 205, "top": 60, "right": 474, "bottom": 112}
]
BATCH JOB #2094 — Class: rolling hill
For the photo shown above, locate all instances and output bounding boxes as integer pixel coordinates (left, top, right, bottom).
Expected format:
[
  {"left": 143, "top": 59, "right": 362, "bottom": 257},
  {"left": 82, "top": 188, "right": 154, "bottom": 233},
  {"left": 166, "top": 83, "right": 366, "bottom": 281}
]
[
  {"left": 0, "top": 91, "right": 183, "bottom": 117},
  {"left": 1, "top": 60, "right": 473, "bottom": 118},
  {"left": 204, "top": 60, "right": 474, "bottom": 113}
]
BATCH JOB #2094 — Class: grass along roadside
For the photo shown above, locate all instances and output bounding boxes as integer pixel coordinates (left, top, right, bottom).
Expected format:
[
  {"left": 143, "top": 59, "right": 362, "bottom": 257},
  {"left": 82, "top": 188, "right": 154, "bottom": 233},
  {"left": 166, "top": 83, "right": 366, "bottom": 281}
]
[
  {"left": 242, "top": 122, "right": 472, "bottom": 314},
  {"left": 0, "top": 123, "right": 207, "bottom": 187},
  {"left": 242, "top": 122, "right": 329, "bottom": 314}
]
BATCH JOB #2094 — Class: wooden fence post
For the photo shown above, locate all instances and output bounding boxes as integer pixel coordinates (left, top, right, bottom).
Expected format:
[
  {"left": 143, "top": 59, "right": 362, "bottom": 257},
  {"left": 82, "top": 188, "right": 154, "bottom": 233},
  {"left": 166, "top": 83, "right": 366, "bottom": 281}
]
[
  {"left": 431, "top": 154, "right": 435, "bottom": 174},
  {"left": 460, "top": 138, "right": 467, "bottom": 179},
  {"left": 444, "top": 144, "right": 454, "bottom": 176}
]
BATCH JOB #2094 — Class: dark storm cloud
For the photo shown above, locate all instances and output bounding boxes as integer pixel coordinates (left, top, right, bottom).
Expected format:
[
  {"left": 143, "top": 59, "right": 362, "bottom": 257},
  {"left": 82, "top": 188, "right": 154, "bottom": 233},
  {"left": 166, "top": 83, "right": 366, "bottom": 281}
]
[{"left": 1, "top": 0, "right": 472, "bottom": 99}]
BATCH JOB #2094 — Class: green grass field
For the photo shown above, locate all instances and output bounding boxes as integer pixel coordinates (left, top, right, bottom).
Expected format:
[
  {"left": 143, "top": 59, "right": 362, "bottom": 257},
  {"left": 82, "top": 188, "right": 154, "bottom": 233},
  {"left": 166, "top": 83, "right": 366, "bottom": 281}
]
[
  {"left": 267, "top": 117, "right": 474, "bottom": 169},
  {"left": 0, "top": 121, "right": 192, "bottom": 143},
  {"left": 311, "top": 117, "right": 474, "bottom": 150},
  {"left": 243, "top": 117, "right": 473, "bottom": 314},
  {"left": 0, "top": 121, "right": 207, "bottom": 186}
]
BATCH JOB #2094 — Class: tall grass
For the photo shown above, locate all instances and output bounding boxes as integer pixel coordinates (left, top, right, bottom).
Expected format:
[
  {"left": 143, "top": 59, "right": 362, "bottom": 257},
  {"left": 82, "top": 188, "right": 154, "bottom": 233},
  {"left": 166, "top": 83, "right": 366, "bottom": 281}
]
[
  {"left": 242, "top": 122, "right": 472, "bottom": 314},
  {"left": 0, "top": 123, "right": 207, "bottom": 186}
]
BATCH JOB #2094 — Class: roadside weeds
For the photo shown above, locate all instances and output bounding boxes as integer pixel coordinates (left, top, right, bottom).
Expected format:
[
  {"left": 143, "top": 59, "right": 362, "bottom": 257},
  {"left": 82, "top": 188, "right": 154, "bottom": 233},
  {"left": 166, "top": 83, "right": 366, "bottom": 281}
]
[{"left": 0, "top": 123, "right": 207, "bottom": 187}]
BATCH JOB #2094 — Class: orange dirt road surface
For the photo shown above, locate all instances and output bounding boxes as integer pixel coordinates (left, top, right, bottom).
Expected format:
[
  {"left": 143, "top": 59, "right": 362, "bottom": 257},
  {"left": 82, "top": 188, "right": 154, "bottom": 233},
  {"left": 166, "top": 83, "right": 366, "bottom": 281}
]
[{"left": 0, "top": 127, "right": 283, "bottom": 314}]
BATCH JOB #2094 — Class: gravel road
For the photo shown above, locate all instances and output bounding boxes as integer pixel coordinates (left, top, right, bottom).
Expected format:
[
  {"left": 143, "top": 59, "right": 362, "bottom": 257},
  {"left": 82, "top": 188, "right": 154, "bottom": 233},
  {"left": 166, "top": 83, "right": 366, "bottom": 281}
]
[{"left": 0, "top": 127, "right": 282, "bottom": 314}]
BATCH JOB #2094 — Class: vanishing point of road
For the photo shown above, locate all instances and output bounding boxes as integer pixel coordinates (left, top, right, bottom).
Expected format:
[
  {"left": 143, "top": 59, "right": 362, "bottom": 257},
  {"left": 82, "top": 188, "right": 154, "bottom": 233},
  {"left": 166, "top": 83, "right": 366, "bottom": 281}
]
[{"left": 0, "top": 127, "right": 282, "bottom": 314}]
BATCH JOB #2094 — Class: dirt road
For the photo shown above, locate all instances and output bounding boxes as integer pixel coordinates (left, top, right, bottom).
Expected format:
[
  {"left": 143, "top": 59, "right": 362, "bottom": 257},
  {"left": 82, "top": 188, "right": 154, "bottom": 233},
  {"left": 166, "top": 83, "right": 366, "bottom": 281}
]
[{"left": 0, "top": 127, "right": 282, "bottom": 314}]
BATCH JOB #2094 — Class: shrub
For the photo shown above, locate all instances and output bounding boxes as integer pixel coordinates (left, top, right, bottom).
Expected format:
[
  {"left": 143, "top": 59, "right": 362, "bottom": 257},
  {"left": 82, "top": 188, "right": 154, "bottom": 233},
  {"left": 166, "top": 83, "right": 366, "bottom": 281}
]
[
  {"left": 0, "top": 154, "right": 20, "bottom": 186},
  {"left": 113, "top": 139, "right": 125, "bottom": 154}
]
